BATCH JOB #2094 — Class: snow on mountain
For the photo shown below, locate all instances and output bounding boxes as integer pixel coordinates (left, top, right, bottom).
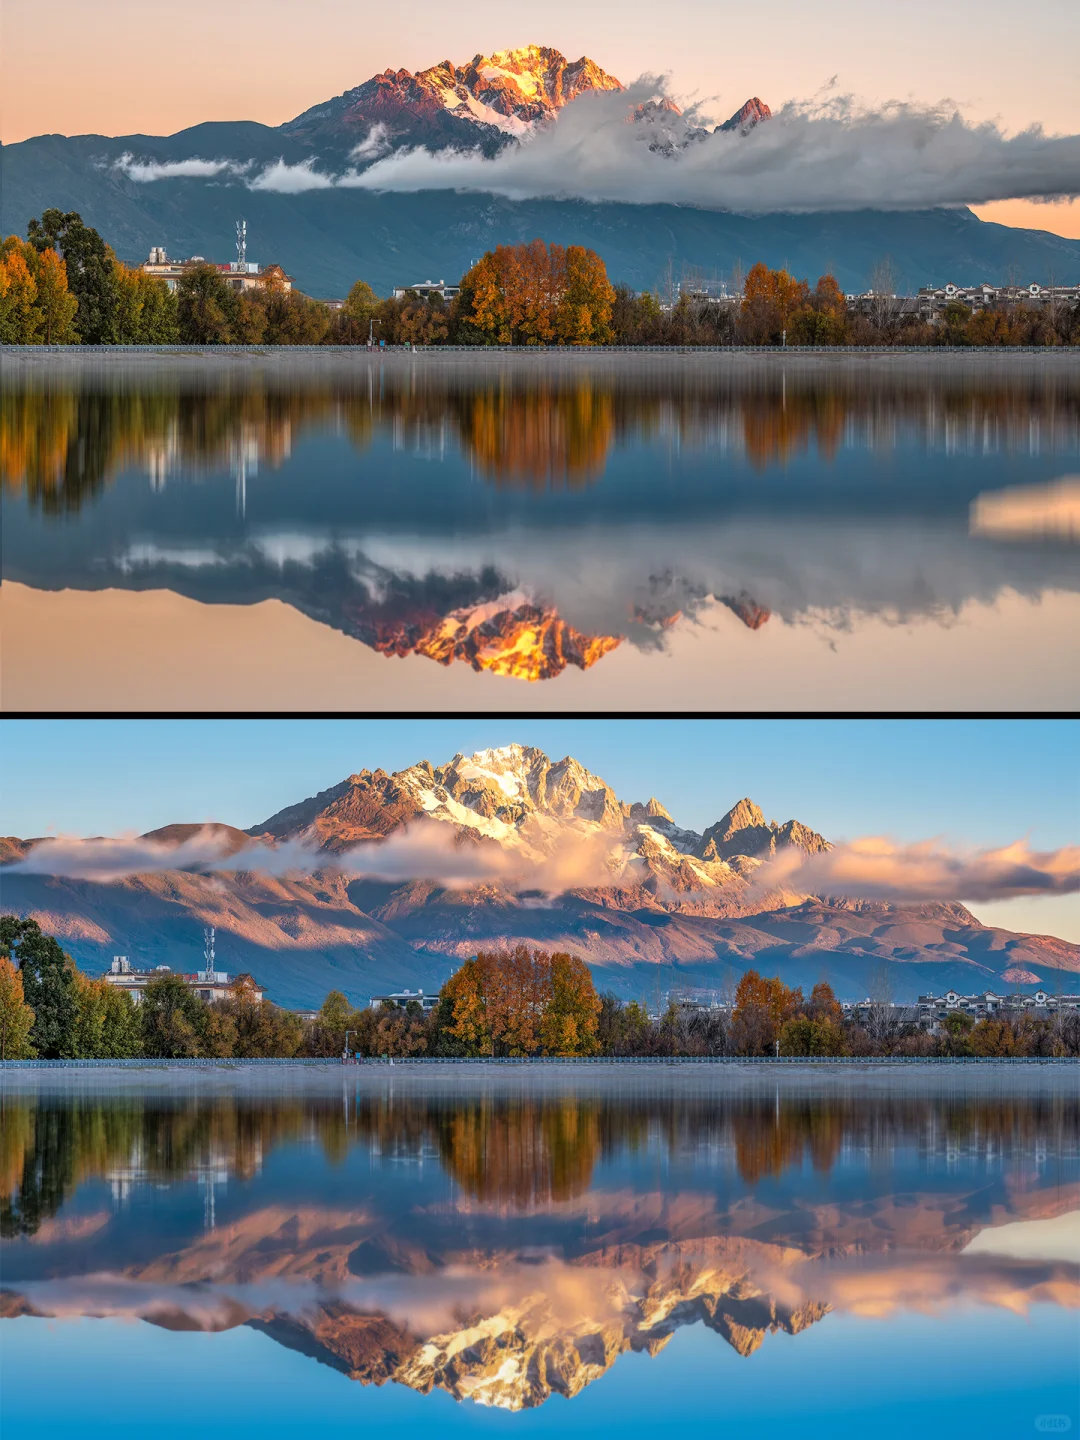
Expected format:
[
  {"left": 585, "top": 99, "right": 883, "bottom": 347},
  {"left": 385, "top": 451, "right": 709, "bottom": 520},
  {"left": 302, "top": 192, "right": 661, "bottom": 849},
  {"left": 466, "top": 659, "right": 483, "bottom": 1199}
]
[
  {"left": 284, "top": 45, "right": 624, "bottom": 153},
  {"left": 244, "top": 744, "right": 826, "bottom": 908}
]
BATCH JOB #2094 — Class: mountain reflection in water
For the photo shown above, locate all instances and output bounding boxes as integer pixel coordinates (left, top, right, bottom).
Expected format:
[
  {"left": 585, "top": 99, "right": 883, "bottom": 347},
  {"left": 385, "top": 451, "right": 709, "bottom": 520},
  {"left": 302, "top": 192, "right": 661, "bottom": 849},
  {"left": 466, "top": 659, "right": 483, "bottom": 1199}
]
[
  {"left": 2, "top": 355, "right": 1079, "bottom": 699},
  {"left": 2, "top": 1077, "right": 1077, "bottom": 1416}
]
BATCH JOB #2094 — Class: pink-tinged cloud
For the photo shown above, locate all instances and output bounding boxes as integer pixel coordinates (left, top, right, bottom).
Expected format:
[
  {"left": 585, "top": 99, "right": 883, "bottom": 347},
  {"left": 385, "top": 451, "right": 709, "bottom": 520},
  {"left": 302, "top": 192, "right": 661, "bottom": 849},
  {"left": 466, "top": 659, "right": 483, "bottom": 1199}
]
[{"left": 756, "top": 837, "right": 1080, "bottom": 904}]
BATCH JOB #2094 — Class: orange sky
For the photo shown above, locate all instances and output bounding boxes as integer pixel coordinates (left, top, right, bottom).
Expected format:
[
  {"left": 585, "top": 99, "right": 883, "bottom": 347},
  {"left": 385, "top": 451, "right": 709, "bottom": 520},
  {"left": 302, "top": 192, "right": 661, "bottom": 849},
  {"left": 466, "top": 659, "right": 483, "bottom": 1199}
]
[{"left": 3, "top": 0, "right": 1079, "bottom": 239}]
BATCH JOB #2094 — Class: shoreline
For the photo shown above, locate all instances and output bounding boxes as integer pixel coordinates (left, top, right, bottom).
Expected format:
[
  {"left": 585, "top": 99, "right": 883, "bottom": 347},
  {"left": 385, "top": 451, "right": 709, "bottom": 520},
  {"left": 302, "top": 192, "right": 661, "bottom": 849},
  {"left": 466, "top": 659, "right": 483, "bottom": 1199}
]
[
  {"left": 3, "top": 344, "right": 1079, "bottom": 369},
  {"left": 3, "top": 1058, "right": 1075, "bottom": 1098}
]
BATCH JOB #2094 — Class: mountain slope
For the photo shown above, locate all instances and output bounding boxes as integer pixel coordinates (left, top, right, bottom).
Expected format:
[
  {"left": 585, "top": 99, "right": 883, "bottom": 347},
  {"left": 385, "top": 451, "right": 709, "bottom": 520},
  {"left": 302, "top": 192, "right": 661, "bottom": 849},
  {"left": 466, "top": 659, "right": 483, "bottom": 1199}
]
[
  {"left": 3, "top": 41, "right": 1078, "bottom": 296},
  {"left": 2, "top": 746, "right": 1076, "bottom": 1006}
]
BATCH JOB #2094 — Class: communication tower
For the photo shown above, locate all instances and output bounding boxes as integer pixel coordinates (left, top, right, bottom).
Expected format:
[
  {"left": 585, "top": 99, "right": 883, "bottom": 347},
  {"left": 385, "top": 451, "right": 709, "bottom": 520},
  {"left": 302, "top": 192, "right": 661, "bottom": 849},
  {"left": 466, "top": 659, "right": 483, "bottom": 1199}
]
[
  {"left": 203, "top": 926, "right": 216, "bottom": 981},
  {"left": 235, "top": 219, "right": 247, "bottom": 271}
]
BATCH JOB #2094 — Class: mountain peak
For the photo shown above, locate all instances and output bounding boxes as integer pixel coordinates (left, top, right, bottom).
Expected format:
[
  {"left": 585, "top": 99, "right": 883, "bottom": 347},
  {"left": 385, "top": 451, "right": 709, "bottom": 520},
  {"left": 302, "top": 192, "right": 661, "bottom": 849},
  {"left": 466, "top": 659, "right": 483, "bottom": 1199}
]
[
  {"left": 285, "top": 43, "right": 622, "bottom": 147},
  {"left": 719, "top": 96, "right": 772, "bottom": 133},
  {"left": 717, "top": 798, "right": 767, "bottom": 836}
]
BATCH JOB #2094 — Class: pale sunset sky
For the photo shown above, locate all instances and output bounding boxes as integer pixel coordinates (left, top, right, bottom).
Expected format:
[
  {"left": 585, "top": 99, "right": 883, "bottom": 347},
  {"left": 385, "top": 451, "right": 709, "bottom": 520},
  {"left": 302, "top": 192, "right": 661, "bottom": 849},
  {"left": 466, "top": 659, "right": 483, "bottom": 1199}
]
[{"left": 2, "top": 0, "right": 1079, "bottom": 236}]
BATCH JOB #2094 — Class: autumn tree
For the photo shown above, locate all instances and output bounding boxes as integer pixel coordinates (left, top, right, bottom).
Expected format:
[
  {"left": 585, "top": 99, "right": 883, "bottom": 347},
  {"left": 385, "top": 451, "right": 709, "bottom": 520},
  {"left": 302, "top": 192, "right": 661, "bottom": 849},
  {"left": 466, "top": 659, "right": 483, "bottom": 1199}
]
[
  {"left": 731, "top": 969, "right": 803, "bottom": 1055},
  {"left": 789, "top": 274, "right": 849, "bottom": 346},
  {"left": 257, "top": 274, "right": 329, "bottom": 345},
  {"left": 456, "top": 240, "right": 615, "bottom": 346},
  {"left": 738, "top": 263, "right": 809, "bottom": 345},
  {"left": 70, "top": 971, "right": 142, "bottom": 1058},
  {"left": 112, "top": 259, "right": 179, "bottom": 343},
  {"left": 0, "top": 957, "right": 36, "bottom": 1060},
  {"left": 29, "top": 247, "right": 79, "bottom": 344},
  {"left": 540, "top": 952, "right": 601, "bottom": 1055},
  {"left": 0, "top": 247, "right": 43, "bottom": 344},
  {"left": 0, "top": 916, "right": 77, "bottom": 1057},
  {"left": 441, "top": 946, "right": 601, "bottom": 1056},
  {"left": 214, "top": 974, "right": 302, "bottom": 1057}
]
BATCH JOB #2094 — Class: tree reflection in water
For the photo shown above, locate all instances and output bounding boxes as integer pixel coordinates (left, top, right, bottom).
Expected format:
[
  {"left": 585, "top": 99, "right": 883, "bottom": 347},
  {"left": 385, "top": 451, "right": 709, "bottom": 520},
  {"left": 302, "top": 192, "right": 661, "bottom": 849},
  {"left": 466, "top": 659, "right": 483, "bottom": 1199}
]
[{"left": 4, "top": 363, "right": 1079, "bottom": 512}]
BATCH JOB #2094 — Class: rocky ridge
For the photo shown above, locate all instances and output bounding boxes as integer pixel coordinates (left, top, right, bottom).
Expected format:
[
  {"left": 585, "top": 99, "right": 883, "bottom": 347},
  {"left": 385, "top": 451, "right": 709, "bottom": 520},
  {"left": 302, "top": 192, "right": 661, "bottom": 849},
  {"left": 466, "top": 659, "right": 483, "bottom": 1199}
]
[{"left": 283, "top": 44, "right": 770, "bottom": 159}]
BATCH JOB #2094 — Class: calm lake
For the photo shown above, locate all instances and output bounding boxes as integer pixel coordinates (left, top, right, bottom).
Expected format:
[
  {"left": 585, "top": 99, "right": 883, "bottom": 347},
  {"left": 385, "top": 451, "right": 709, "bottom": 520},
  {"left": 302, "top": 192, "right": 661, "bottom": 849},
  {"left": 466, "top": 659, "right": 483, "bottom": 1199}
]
[
  {"left": 1, "top": 1068, "right": 1077, "bottom": 1438},
  {"left": 2, "top": 352, "right": 1078, "bottom": 711}
]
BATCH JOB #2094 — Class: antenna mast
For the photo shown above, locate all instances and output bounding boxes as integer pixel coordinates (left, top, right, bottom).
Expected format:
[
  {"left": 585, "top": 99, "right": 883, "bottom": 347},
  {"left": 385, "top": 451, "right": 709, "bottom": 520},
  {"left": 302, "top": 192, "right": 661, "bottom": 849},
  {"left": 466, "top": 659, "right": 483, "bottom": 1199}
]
[
  {"left": 235, "top": 219, "right": 247, "bottom": 271},
  {"left": 203, "top": 926, "right": 216, "bottom": 981}
]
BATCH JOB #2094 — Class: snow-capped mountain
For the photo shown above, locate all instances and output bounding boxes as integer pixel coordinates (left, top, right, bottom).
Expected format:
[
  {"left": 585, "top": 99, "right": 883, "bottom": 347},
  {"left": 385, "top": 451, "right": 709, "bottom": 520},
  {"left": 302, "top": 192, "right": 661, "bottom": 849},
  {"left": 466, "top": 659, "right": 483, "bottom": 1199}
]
[
  {"left": 282, "top": 44, "right": 769, "bottom": 158},
  {"left": 6, "top": 745, "right": 1078, "bottom": 1005},
  {"left": 247, "top": 743, "right": 825, "bottom": 904},
  {"left": 284, "top": 45, "right": 625, "bottom": 155}
]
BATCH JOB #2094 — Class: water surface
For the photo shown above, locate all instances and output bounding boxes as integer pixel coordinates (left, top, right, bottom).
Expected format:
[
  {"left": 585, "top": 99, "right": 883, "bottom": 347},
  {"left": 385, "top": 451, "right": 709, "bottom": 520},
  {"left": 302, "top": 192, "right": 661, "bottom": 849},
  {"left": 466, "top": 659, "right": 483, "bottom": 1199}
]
[
  {"left": 3, "top": 352, "right": 1077, "bottom": 711},
  {"left": 1, "top": 1068, "right": 1076, "bottom": 1437}
]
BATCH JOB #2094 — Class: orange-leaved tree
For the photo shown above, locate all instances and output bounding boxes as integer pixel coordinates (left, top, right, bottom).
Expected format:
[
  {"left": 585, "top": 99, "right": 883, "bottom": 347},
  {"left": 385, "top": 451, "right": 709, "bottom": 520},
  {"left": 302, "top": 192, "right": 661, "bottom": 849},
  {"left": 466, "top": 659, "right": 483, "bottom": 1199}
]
[
  {"left": 457, "top": 240, "right": 615, "bottom": 346},
  {"left": 731, "top": 968, "right": 803, "bottom": 1054},
  {"left": 442, "top": 945, "right": 601, "bottom": 1055}
]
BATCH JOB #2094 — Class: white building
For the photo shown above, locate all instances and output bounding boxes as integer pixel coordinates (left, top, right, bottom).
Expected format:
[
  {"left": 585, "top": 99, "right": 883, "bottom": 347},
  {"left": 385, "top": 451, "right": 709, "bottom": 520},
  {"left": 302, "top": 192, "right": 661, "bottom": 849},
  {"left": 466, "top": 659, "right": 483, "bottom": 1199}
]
[
  {"left": 368, "top": 989, "right": 439, "bottom": 1013},
  {"left": 104, "top": 955, "right": 263, "bottom": 1005},
  {"left": 392, "top": 279, "right": 461, "bottom": 302}
]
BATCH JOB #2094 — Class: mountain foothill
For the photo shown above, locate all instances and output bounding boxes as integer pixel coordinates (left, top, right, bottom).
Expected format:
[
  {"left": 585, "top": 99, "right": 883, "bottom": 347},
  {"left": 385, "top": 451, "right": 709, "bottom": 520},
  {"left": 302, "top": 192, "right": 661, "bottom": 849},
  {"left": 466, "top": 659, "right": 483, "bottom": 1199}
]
[{"left": 3, "top": 745, "right": 1076, "bottom": 1009}]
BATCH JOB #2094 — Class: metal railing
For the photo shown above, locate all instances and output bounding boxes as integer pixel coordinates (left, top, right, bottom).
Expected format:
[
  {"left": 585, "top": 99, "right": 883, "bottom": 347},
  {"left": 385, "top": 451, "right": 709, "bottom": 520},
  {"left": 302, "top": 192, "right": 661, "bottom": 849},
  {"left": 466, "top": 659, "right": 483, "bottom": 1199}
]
[
  {"left": 2, "top": 344, "right": 1078, "bottom": 356},
  {"left": 2, "top": 1055, "right": 1074, "bottom": 1068}
]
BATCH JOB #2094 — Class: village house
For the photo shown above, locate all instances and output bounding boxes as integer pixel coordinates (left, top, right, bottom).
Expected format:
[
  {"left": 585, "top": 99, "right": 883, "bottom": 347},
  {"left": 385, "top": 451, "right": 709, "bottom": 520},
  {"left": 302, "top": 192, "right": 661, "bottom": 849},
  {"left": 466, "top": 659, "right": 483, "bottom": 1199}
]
[
  {"left": 142, "top": 246, "right": 294, "bottom": 294},
  {"left": 915, "top": 988, "right": 1080, "bottom": 1028},
  {"left": 391, "top": 279, "right": 461, "bottom": 302},
  {"left": 103, "top": 954, "right": 264, "bottom": 1005},
  {"left": 368, "top": 989, "right": 440, "bottom": 1013},
  {"left": 914, "top": 281, "right": 1080, "bottom": 320}
]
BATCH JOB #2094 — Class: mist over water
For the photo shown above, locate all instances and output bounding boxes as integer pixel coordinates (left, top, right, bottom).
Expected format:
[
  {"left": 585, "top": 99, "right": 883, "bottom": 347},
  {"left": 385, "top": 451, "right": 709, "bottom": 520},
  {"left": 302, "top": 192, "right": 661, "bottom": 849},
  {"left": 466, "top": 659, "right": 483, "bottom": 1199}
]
[
  {"left": 1, "top": 1071, "right": 1076, "bottom": 1436},
  {"left": 2, "top": 353, "right": 1077, "bottom": 710}
]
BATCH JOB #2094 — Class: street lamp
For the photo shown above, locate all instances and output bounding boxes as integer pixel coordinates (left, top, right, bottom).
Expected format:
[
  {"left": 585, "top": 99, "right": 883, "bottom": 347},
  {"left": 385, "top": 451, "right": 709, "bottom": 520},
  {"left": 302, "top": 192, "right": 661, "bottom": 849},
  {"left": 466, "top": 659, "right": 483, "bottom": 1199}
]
[
  {"left": 344, "top": 1028, "right": 352, "bottom": 1064},
  {"left": 368, "top": 317, "right": 380, "bottom": 348}
]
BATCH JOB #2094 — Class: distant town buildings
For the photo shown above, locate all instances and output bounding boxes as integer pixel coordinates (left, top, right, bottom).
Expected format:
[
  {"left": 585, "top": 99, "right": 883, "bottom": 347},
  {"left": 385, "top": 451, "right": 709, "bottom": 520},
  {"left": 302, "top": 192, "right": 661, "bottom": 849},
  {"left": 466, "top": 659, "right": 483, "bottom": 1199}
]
[
  {"left": 392, "top": 279, "right": 461, "bottom": 302},
  {"left": 914, "top": 281, "right": 1080, "bottom": 319},
  {"left": 915, "top": 988, "right": 1080, "bottom": 1026},
  {"left": 141, "top": 246, "right": 294, "bottom": 294},
  {"left": 104, "top": 954, "right": 265, "bottom": 1005},
  {"left": 368, "top": 989, "right": 440, "bottom": 1013}
]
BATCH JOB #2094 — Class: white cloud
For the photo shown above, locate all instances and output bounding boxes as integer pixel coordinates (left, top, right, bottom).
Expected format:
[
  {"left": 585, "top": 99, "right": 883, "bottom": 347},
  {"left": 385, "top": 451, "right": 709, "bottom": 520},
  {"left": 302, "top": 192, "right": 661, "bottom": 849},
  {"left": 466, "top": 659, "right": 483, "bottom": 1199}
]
[
  {"left": 349, "top": 123, "right": 393, "bottom": 161},
  {"left": 348, "top": 81, "right": 1080, "bottom": 212},
  {"left": 113, "top": 153, "right": 251, "bottom": 183},
  {"left": 106, "top": 83, "right": 1080, "bottom": 211},
  {"left": 245, "top": 157, "right": 337, "bottom": 193}
]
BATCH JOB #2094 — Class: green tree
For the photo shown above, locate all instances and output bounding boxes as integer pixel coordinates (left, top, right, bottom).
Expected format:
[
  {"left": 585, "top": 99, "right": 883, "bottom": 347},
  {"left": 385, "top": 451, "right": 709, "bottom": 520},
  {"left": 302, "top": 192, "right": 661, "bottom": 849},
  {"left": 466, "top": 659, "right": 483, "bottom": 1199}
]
[
  {"left": 140, "top": 972, "right": 208, "bottom": 1057},
  {"left": 176, "top": 264, "right": 235, "bottom": 344},
  {"left": 0, "top": 957, "right": 36, "bottom": 1059},
  {"left": 309, "top": 989, "right": 361, "bottom": 1056},
  {"left": 0, "top": 916, "right": 77, "bottom": 1058},
  {"left": 27, "top": 210, "right": 117, "bottom": 343},
  {"left": 939, "top": 1010, "right": 975, "bottom": 1056}
]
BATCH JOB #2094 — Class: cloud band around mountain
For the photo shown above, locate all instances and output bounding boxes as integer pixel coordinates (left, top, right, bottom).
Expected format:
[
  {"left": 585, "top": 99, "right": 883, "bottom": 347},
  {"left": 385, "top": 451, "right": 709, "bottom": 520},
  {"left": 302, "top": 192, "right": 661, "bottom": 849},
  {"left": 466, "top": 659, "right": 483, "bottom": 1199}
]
[
  {"left": 111, "top": 83, "right": 1080, "bottom": 211},
  {"left": 754, "top": 837, "right": 1080, "bottom": 905},
  {"left": 7, "top": 825, "right": 1079, "bottom": 906}
]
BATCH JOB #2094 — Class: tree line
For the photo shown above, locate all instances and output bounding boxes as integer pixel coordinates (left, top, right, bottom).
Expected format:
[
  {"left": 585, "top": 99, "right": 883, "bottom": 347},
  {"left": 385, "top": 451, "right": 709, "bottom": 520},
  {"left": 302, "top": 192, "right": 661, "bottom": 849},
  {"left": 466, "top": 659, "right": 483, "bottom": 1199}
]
[
  {"left": 4, "top": 214, "right": 1077, "bottom": 347},
  {"left": 3, "top": 918, "right": 1075, "bottom": 1062}
]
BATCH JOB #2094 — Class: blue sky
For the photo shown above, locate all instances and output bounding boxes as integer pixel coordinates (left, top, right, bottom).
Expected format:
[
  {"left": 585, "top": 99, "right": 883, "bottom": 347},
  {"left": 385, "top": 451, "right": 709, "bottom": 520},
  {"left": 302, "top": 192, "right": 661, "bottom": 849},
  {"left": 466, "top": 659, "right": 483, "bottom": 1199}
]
[{"left": 4, "top": 719, "right": 1075, "bottom": 846}]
